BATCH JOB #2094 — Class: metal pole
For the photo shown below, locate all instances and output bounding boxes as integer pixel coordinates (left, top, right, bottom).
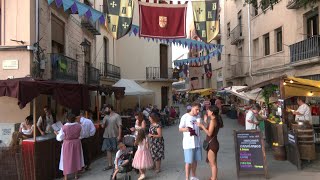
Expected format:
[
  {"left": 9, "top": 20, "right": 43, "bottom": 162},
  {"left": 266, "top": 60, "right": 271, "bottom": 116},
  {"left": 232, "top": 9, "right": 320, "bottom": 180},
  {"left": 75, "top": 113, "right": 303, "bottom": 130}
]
[
  {"left": 247, "top": 4, "right": 253, "bottom": 80},
  {"left": 32, "top": 98, "right": 37, "bottom": 180},
  {"left": 33, "top": 99, "right": 37, "bottom": 142},
  {"left": 96, "top": 90, "right": 100, "bottom": 124}
]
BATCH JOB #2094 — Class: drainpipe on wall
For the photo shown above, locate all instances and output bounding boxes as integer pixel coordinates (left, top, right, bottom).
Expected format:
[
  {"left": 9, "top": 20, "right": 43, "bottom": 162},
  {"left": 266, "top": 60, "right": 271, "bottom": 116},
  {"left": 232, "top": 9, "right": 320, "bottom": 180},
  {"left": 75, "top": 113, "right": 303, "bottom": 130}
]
[
  {"left": 247, "top": 4, "right": 253, "bottom": 80},
  {"left": 36, "top": 0, "right": 39, "bottom": 46}
]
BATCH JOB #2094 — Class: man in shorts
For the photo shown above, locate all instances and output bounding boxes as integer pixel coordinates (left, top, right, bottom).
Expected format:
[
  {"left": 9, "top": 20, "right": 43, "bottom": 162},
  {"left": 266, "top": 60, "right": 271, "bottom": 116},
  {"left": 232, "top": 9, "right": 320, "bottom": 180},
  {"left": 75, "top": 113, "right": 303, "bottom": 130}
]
[
  {"left": 101, "top": 104, "right": 122, "bottom": 170},
  {"left": 179, "top": 102, "right": 202, "bottom": 180}
]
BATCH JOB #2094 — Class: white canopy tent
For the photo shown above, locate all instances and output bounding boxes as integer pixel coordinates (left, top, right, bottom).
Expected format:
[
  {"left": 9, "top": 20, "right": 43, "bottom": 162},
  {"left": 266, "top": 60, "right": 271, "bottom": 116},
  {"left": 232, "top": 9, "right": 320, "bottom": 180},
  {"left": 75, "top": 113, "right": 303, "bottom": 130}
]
[
  {"left": 113, "top": 79, "right": 154, "bottom": 107},
  {"left": 223, "top": 86, "right": 277, "bottom": 103}
]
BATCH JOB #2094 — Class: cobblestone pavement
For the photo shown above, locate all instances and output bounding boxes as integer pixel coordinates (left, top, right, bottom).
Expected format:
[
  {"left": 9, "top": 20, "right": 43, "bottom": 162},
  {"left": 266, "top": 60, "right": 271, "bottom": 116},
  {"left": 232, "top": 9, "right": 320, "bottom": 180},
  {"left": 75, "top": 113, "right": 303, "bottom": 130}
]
[{"left": 59, "top": 104, "right": 320, "bottom": 180}]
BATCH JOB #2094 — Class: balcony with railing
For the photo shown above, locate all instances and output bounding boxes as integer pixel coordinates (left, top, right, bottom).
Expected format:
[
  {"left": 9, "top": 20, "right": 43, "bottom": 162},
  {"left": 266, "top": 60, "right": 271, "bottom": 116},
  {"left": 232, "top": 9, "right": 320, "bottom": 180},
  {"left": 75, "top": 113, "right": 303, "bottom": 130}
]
[
  {"left": 50, "top": 54, "right": 78, "bottom": 82},
  {"left": 289, "top": 36, "right": 320, "bottom": 63},
  {"left": 99, "top": 62, "right": 121, "bottom": 80},
  {"left": 85, "top": 64, "right": 100, "bottom": 85},
  {"left": 146, "top": 67, "right": 175, "bottom": 81},
  {"left": 287, "top": 0, "right": 303, "bottom": 9},
  {"left": 230, "top": 24, "right": 244, "bottom": 45},
  {"left": 81, "top": 17, "right": 100, "bottom": 35}
]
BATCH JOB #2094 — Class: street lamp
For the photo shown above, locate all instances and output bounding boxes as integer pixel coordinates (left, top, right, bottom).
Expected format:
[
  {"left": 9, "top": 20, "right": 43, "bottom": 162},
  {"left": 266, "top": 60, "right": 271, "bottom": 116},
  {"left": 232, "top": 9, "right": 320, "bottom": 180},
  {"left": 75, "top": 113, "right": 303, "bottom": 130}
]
[
  {"left": 80, "top": 40, "right": 90, "bottom": 54},
  {"left": 76, "top": 40, "right": 90, "bottom": 59}
]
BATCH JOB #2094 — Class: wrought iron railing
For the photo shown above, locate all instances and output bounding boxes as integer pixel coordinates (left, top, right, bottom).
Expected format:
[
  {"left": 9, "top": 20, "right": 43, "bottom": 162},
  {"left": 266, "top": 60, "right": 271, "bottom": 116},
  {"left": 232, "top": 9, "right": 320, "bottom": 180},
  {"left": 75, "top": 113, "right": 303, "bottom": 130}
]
[
  {"left": 50, "top": 54, "right": 78, "bottom": 82},
  {"left": 230, "top": 24, "right": 243, "bottom": 45},
  {"left": 287, "top": 0, "right": 302, "bottom": 9},
  {"left": 146, "top": 67, "right": 173, "bottom": 80},
  {"left": 99, "top": 62, "right": 121, "bottom": 80},
  {"left": 81, "top": 17, "right": 100, "bottom": 35},
  {"left": 85, "top": 65, "right": 100, "bottom": 85},
  {"left": 289, "top": 36, "right": 320, "bottom": 63}
]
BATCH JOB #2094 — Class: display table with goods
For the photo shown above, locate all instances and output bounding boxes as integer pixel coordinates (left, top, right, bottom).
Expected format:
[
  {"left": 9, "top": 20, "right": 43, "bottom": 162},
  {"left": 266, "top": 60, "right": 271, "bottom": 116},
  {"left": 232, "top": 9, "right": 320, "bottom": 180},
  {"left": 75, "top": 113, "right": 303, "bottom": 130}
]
[{"left": 22, "top": 124, "right": 104, "bottom": 180}]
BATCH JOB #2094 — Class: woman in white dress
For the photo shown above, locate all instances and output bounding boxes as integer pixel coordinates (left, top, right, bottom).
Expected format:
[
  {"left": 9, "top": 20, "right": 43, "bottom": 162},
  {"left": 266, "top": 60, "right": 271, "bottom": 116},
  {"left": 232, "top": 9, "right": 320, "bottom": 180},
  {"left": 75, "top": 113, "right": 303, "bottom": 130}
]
[{"left": 18, "top": 115, "right": 34, "bottom": 139}]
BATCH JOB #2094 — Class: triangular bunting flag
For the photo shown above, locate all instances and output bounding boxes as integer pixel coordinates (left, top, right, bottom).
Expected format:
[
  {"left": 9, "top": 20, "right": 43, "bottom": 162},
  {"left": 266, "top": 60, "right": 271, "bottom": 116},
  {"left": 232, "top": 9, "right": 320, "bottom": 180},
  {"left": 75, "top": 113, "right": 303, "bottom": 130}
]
[
  {"left": 91, "top": 9, "right": 102, "bottom": 22},
  {"left": 71, "top": 2, "right": 78, "bottom": 13},
  {"left": 76, "top": 1, "right": 89, "bottom": 16},
  {"left": 55, "top": 0, "right": 63, "bottom": 8},
  {"left": 48, "top": 0, "right": 54, "bottom": 5},
  {"left": 85, "top": 10, "right": 92, "bottom": 19},
  {"left": 99, "top": 15, "right": 105, "bottom": 24},
  {"left": 62, "top": 0, "right": 73, "bottom": 11}
]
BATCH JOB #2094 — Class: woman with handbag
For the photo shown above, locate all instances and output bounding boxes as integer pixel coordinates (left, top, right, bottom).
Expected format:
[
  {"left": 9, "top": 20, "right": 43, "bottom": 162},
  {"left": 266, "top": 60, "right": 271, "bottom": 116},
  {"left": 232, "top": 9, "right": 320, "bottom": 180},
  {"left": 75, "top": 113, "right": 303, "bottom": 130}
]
[{"left": 197, "top": 106, "right": 223, "bottom": 180}]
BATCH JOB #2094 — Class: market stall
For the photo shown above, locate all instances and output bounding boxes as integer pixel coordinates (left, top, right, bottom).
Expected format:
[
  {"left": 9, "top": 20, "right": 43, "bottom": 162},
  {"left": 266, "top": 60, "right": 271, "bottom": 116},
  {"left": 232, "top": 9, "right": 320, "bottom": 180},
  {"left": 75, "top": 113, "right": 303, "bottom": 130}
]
[
  {"left": 0, "top": 78, "right": 125, "bottom": 179},
  {"left": 238, "top": 75, "right": 320, "bottom": 168},
  {"left": 219, "top": 86, "right": 277, "bottom": 125}
]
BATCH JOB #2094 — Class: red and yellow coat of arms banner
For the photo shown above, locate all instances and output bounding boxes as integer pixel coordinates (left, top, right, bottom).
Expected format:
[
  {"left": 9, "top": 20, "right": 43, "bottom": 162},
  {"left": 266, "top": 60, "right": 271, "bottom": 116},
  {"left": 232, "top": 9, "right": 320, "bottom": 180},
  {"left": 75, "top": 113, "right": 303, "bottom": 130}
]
[{"left": 139, "top": 1, "right": 187, "bottom": 38}]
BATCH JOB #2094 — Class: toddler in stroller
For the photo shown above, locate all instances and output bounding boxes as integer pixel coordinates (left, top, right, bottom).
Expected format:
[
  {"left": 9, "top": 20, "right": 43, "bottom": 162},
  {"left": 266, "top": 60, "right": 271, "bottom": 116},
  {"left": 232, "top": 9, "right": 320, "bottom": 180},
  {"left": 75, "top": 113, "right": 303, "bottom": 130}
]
[{"left": 110, "top": 135, "right": 136, "bottom": 180}]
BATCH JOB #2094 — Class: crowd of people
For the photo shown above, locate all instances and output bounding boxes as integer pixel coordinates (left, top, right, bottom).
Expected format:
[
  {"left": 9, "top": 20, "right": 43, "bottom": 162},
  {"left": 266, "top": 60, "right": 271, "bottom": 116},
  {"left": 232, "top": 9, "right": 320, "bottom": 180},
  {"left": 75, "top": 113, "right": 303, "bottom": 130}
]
[{"left": 8, "top": 97, "right": 228, "bottom": 180}]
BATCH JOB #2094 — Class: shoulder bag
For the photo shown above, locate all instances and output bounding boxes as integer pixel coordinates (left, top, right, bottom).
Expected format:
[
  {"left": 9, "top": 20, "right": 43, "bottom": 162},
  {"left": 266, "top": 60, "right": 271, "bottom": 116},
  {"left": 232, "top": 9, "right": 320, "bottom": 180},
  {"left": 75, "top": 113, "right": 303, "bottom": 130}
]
[{"left": 203, "top": 136, "right": 215, "bottom": 151}]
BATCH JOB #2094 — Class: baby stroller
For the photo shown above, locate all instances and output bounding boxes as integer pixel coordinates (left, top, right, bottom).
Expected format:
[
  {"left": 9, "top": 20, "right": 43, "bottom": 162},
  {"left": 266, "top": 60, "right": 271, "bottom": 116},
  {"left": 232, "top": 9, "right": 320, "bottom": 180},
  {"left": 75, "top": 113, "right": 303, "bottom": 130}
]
[{"left": 110, "top": 135, "right": 136, "bottom": 180}]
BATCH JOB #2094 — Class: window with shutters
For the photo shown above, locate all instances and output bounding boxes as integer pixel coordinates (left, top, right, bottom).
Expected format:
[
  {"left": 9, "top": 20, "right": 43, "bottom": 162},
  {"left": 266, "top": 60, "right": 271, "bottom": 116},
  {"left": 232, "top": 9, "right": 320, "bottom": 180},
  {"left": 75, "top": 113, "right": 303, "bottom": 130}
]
[{"left": 51, "top": 14, "right": 65, "bottom": 54}]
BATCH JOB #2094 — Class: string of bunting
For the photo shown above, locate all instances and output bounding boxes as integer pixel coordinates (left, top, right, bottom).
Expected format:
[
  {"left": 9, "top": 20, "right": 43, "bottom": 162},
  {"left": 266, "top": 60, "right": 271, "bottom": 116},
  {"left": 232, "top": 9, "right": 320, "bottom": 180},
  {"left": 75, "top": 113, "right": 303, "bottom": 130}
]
[
  {"left": 47, "top": 0, "right": 223, "bottom": 57},
  {"left": 129, "top": 25, "right": 223, "bottom": 51},
  {"left": 173, "top": 49, "right": 221, "bottom": 66},
  {"left": 47, "top": 0, "right": 106, "bottom": 24}
]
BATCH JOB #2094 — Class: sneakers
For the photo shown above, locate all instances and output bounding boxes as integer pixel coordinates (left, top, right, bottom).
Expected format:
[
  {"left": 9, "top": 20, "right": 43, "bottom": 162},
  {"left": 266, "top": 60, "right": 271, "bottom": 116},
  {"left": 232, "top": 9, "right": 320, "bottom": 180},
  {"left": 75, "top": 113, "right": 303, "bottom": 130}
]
[
  {"left": 138, "top": 174, "right": 145, "bottom": 180},
  {"left": 190, "top": 177, "right": 200, "bottom": 180}
]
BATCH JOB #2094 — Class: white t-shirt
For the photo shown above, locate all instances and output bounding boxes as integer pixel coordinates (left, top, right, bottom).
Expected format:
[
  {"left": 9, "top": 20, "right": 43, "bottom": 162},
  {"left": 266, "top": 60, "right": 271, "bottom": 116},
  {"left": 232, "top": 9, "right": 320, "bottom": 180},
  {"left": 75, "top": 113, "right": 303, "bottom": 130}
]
[
  {"left": 245, "top": 110, "right": 258, "bottom": 130},
  {"left": 295, "top": 104, "right": 312, "bottom": 122},
  {"left": 114, "top": 149, "right": 126, "bottom": 165},
  {"left": 179, "top": 113, "right": 201, "bottom": 149}
]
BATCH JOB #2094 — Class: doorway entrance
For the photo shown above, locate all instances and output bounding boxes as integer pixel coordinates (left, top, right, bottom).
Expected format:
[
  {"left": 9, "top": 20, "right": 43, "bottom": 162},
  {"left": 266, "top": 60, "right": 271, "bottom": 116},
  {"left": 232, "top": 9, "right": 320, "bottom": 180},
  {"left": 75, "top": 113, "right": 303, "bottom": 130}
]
[{"left": 161, "top": 86, "right": 169, "bottom": 110}]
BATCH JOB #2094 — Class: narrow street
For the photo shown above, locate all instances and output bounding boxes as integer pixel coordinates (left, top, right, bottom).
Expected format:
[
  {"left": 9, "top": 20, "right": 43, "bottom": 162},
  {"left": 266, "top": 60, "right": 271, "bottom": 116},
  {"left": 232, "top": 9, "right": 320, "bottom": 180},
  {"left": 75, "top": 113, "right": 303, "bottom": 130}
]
[{"left": 68, "top": 106, "right": 320, "bottom": 180}]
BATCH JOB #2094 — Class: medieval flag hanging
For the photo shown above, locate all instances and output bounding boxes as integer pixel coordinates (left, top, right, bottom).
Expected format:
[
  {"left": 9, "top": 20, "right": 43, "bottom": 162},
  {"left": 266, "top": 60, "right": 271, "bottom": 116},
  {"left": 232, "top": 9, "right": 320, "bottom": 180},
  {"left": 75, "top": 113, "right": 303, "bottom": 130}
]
[
  {"left": 192, "top": 0, "right": 219, "bottom": 43},
  {"left": 139, "top": 1, "right": 187, "bottom": 39},
  {"left": 105, "top": 0, "right": 134, "bottom": 39}
]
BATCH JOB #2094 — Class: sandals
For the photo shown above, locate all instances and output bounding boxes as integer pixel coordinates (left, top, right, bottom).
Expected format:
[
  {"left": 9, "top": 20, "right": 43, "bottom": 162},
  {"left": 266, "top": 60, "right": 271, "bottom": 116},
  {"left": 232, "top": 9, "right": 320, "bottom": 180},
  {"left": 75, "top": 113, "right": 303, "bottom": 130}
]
[
  {"left": 155, "top": 169, "right": 161, "bottom": 173},
  {"left": 103, "top": 166, "right": 113, "bottom": 171}
]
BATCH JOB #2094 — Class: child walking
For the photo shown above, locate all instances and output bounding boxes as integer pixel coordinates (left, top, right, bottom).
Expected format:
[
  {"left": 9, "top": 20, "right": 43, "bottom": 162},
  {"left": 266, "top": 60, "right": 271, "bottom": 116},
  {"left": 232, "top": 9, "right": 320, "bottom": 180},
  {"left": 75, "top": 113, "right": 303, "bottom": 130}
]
[{"left": 132, "top": 129, "right": 153, "bottom": 180}]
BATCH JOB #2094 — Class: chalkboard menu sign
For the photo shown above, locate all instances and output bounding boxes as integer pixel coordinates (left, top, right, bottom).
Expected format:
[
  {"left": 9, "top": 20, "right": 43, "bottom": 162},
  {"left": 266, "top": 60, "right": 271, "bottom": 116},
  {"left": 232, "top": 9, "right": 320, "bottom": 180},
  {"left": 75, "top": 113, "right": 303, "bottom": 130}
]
[
  {"left": 234, "top": 130, "right": 268, "bottom": 178},
  {"left": 287, "top": 131, "right": 301, "bottom": 169}
]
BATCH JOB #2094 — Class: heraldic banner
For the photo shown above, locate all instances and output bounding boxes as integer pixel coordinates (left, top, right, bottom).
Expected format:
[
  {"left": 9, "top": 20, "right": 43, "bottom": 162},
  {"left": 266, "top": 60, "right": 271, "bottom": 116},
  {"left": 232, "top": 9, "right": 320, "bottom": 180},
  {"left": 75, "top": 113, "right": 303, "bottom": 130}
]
[
  {"left": 192, "top": 0, "right": 219, "bottom": 43},
  {"left": 105, "top": 0, "right": 134, "bottom": 39},
  {"left": 139, "top": 2, "right": 187, "bottom": 39}
]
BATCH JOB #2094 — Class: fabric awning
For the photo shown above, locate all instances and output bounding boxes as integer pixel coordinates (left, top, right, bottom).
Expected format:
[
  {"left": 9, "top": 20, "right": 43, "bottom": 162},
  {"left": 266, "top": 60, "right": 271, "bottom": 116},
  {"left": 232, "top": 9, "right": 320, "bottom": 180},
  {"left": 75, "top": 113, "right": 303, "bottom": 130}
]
[
  {"left": 189, "top": 88, "right": 214, "bottom": 96},
  {"left": 113, "top": 79, "right": 153, "bottom": 96},
  {"left": 236, "top": 75, "right": 320, "bottom": 98},
  {"left": 0, "top": 78, "right": 97, "bottom": 110},
  {"left": 224, "top": 86, "right": 277, "bottom": 103}
]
